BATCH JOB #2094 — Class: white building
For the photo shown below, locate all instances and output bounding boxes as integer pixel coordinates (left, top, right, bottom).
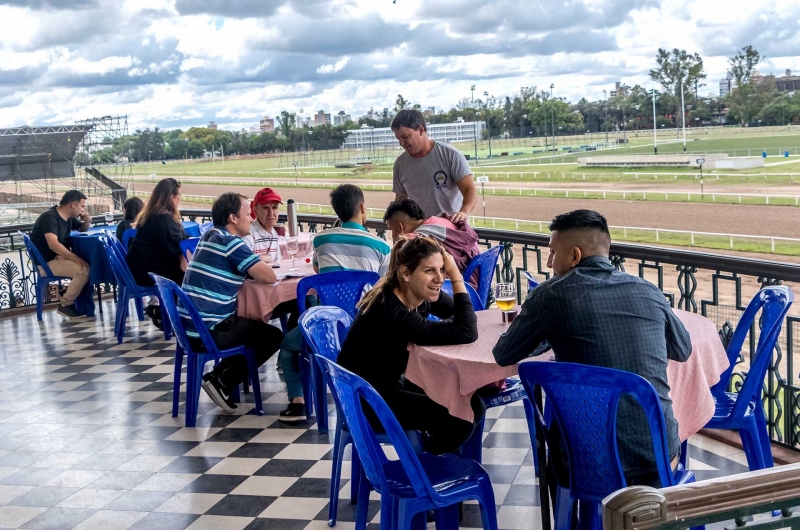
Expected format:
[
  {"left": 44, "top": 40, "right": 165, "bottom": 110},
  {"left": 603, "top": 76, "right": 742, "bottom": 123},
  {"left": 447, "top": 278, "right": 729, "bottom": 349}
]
[
  {"left": 343, "top": 120, "right": 486, "bottom": 149},
  {"left": 333, "top": 111, "right": 352, "bottom": 126}
]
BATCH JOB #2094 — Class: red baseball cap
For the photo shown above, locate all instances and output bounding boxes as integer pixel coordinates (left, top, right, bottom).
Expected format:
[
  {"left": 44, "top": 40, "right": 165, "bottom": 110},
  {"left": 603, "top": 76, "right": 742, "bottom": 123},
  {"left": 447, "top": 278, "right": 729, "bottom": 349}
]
[{"left": 250, "top": 188, "right": 283, "bottom": 219}]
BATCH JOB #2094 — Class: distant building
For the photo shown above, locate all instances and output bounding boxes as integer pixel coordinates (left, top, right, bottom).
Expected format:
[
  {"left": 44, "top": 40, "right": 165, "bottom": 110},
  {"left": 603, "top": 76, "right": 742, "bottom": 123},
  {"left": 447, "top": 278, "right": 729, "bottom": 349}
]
[
  {"left": 259, "top": 116, "right": 274, "bottom": 132},
  {"left": 314, "top": 110, "right": 331, "bottom": 126},
  {"left": 610, "top": 82, "right": 625, "bottom": 99},
  {"left": 344, "top": 120, "right": 486, "bottom": 149},
  {"left": 333, "top": 111, "right": 351, "bottom": 126},
  {"left": 719, "top": 78, "right": 732, "bottom": 97},
  {"left": 208, "top": 121, "right": 218, "bottom": 130},
  {"left": 776, "top": 70, "right": 800, "bottom": 92}
]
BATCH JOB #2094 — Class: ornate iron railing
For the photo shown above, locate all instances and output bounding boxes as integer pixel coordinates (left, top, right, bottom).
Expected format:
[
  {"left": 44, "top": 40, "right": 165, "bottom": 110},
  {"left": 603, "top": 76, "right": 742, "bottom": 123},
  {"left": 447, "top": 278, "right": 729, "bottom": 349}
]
[
  {"left": 602, "top": 463, "right": 800, "bottom": 529},
  {"left": 3, "top": 209, "right": 800, "bottom": 451}
]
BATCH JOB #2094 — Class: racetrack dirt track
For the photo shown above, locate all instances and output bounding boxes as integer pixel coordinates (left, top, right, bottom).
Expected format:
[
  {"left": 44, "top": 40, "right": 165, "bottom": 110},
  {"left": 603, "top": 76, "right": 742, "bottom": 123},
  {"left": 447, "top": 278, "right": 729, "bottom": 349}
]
[{"left": 176, "top": 183, "right": 800, "bottom": 238}]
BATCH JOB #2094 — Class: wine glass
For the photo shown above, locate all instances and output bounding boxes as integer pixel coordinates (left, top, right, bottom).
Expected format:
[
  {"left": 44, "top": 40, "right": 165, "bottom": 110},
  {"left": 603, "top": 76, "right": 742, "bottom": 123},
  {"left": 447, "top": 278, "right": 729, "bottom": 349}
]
[
  {"left": 494, "top": 283, "right": 517, "bottom": 324},
  {"left": 286, "top": 236, "right": 300, "bottom": 271}
]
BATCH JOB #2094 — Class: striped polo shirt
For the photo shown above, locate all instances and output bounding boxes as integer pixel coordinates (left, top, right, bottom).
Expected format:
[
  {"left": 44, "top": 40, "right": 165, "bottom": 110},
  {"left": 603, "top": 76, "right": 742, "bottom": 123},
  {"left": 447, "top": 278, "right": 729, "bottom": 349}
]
[
  {"left": 180, "top": 226, "right": 260, "bottom": 337},
  {"left": 312, "top": 221, "right": 391, "bottom": 275}
]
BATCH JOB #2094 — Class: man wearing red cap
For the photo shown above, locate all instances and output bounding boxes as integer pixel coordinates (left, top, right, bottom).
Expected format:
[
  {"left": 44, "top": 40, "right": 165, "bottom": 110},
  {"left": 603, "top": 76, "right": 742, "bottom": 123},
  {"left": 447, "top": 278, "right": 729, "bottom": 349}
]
[{"left": 243, "top": 188, "right": 282, "bottom": 262}]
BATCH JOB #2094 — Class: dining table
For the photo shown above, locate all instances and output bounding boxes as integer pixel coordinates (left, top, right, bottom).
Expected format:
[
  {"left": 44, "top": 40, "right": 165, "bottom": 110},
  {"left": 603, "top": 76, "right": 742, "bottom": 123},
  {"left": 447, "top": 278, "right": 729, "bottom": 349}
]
[
  {"left": 405, "top": 307, "right": 730, "bottom": 441},
  {"left": 237, "top": 259, "right": 316, "bottom": 322}
]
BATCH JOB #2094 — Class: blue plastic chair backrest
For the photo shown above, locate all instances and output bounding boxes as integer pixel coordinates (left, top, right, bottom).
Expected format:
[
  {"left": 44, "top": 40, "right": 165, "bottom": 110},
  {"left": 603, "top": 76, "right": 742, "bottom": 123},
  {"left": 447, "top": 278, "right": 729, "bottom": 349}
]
[
  {"left": 199, "top": 221, "right": 213, "bottom": 234},
  {"left": 522, "top": 271, "right": 539, "bottom": 291},
  {"left": 298, "top": 306, "right": 352, "bottom": 363},
  {"left": 18, "top": 232, "right": 55, "bottom": 277},
  {"left": 106, "top": 235, "right": 127, "bottom": 259},
  {"left": 441, "top": 279, "right": 483, "bottom": 311},
  {"left": 712, "top": 286, "right": 793, "bottom": 417},
  {"left": 122, "top": 228, "right": 136, "bottom": 250},
  {"left": 461, "top": 245, "right": 502, "bottom": 309},
  {"left": 316, "top": 356, "right": 440, "bottom": 501},
  {"left": 180, "top": 238, "right": 200, "bottom": 261},
  {"left": 149, "top": 274, "right": 222, "bottom": 358},
  {"left": 297, "top": 270, "right": 380, "bottom": 319},
  {"left": 517, "top": 361, "right": 674, "bottom": 502},
  {"left": 98, "top": 237, "right": 138, "bottom": 290}
]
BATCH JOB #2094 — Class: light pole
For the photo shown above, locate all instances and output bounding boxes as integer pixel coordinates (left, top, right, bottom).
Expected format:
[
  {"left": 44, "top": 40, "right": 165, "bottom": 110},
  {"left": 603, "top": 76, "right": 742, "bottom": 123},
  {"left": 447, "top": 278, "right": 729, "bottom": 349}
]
[
  {"left": 369, "top": 126, "right": 375, "bottom": 162},
  {"left": 603, "top": 89, "right": 609, "bottom": 144},
  {"left": 484, "top": 91, "right": 492, "bottom": 157},
  {"left": 521, "top": 114, "right": 527, "bottom": 144},
  {"left": 680, "top": 79, "right": 687, "bottom": 152},
  {"left": 471, "top": 85, "right": 478, "bottom": 161},
  {"left": 651, "top": 87, "right": 658, "bottom": 155},
  {"left": 550, "top": 84, "right": 555, "bottom": 151}
]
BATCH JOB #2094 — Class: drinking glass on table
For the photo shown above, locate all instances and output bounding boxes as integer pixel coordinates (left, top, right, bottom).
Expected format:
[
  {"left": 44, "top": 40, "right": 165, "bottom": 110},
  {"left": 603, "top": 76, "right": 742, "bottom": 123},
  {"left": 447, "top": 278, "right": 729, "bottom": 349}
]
[
  {"left": 286, "top": 236, "right": 300, "bottom": 271},
  {"left": 494, "top": 283, "right": 516, "bottom": 324}
]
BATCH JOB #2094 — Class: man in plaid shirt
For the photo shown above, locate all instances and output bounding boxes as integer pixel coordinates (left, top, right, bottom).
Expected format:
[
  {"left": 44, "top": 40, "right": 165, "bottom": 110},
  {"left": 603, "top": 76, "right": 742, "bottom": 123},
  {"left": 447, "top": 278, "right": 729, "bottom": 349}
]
[{"left": 493, "top": 209, "right": 692, "bottom": 487}]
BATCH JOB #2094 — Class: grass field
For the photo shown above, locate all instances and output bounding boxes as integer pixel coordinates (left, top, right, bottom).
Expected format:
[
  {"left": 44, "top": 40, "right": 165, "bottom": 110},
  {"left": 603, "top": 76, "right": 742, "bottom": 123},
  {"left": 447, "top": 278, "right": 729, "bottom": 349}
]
[{"left": 129, "top": 127, "right": 800, "bottom": 179}]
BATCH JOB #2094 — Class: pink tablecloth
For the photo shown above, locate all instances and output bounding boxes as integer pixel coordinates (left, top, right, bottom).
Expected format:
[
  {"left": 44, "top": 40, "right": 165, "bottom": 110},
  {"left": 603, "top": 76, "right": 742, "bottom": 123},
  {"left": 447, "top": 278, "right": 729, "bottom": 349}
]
[
  {"left": 669, "top": 309, "right": 730, "bottom": 441},
  {"left": 237, "top": 260, "right": 316, "bottom": 322},
  {"left": 278, "top": 232, "right": 313, "bottom": 258},
  {"left": 406, "top": 308, "right": 729, "bottom": 438}
]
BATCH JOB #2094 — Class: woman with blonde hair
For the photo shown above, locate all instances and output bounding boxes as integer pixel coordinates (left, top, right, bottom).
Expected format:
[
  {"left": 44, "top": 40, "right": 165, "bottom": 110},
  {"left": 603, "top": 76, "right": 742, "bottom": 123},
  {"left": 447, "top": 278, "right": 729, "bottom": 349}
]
[
  {"left": 126, "top": 178, "right": 187, "bottom": 327},
  {"left": 337, "top": 236, "right": 483, "bottom": 455}
]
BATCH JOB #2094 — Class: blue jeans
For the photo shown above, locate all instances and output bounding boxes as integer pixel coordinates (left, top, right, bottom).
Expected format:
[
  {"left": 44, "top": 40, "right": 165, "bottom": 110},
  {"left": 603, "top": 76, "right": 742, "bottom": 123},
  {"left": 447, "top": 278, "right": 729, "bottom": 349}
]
[{"left": 279, "top": 327, "right": 305, "bottom": 400}]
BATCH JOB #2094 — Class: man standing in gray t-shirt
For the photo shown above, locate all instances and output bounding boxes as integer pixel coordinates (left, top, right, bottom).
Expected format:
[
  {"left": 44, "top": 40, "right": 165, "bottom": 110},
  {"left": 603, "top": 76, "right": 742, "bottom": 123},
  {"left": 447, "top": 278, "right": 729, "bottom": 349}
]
[{"left": 391, "top": 110, "right": 477, "bottom": 223}]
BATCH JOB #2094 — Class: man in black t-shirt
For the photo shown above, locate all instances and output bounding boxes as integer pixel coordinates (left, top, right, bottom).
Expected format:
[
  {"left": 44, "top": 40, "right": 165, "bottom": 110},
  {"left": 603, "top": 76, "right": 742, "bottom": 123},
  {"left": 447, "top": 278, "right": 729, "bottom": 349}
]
[{"left": 30, "top": 190, "right": 92, "bottom": 319}]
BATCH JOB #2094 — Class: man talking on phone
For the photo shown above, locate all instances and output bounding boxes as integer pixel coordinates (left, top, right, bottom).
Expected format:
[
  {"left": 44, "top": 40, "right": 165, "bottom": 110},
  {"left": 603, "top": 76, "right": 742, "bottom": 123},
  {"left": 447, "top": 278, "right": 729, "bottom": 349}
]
[{"left": 30, "top": 190, "right": 92, "bottom": 319}]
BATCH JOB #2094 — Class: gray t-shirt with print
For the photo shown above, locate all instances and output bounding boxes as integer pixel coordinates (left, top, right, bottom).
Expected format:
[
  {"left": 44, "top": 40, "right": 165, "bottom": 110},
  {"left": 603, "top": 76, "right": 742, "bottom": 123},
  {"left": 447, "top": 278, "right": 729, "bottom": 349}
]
[{"left": 392, "top": 141, "right": 472, "bottom": 217}]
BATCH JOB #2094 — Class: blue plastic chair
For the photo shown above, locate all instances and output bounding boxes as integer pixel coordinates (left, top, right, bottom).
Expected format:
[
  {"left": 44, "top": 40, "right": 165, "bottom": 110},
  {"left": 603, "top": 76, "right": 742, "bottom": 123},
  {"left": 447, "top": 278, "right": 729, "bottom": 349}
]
[
  {"left": 462, "top": 245, "right": 502, "bottom": 309},
  {"left": 198, "top": 221, "right": 213, "bottom": 234},
  {"left": 522, "top": 270, "right": 540, "bottom": 291},
  {"left": 150, "top": 274, "right": 265, "bottom": 427},
  {"left": 518, "top": 362, "right": 696, "bottom": 530},
  {"left": 106, "top": 233, "right": 127, "bottom": 259},
  {"left": 296, "top": 270, "right": 380, "bottom": 432},
  {"left": 180, "top": 238, "right": 200, "bottom": 261},
  {"left": 19, "top": 232, "right": 72, "bottom": 321},
  {"left": 702, "top": 286, "right": 794, "bottom": 471},
  {"left": 99, "top": 237, "right": 172, "bottom": 344},
  {"left": 317, "top": 355, "right": 500, "bottom": 530},
  {"left": 299, "top": 307, "right": 355, "bottom": 527},
  {"left": 441, "top": 278, "right": 483, "bottom": 311},
  {"left": 121, "top": 227, "right": 136, "bottom": 250}
]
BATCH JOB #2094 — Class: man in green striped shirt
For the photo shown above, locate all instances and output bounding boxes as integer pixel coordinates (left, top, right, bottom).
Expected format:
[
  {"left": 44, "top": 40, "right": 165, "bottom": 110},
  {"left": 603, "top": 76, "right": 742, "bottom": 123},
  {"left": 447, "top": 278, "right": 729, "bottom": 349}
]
[
  {"left": 279, "top": 184, "right": 391, "bottom": 422},
  {"left": 312, "top": 184, "right": 391, "bottom": 275}
]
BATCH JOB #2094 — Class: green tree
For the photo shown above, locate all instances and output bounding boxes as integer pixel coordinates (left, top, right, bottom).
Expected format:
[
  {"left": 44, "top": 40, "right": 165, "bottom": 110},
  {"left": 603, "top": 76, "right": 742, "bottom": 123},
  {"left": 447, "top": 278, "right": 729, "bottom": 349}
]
[
  {"left": 649, "top": 48, "right": 706, "bottom": 134},
  {"left": 726, "top": 45, "right": 773, "bottom": 126},
  {"left": 276, "top": 111, "right": 296, "bottom": 137}
]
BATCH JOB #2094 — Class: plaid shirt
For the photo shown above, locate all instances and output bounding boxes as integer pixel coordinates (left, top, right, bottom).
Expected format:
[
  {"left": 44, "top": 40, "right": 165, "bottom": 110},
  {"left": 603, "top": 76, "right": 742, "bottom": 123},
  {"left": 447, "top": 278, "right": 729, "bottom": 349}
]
[{"left": 493, "top": 255, "right": 692, "bottom": 476}]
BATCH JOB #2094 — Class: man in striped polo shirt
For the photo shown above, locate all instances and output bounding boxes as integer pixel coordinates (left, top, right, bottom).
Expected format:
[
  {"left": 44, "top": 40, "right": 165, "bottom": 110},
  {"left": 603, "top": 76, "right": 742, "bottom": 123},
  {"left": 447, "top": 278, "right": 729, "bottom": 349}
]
[
  {"left": 279, "top": 184, "right": 391, "bottom": 421},
  {"left": 181, "top": 192, "right": 284, "bottom": 413}
]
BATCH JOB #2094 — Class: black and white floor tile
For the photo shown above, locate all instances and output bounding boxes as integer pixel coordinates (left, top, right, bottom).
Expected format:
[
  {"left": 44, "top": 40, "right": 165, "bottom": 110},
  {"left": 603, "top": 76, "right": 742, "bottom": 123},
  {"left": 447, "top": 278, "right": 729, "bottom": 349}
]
[{"left": 0, "top": 301, "right": 757, "bottom": 529}]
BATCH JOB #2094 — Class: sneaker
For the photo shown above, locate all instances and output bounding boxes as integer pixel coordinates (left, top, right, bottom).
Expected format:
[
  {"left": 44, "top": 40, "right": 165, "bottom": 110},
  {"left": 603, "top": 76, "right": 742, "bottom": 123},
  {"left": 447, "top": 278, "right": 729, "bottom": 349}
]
[
  {"left": 201, "top": 373, "right": 238, "bottom": 413},
  {"left": 278, "top": 403, "right": 306, "bottom": 423},
  {"left": 57, "top": 304, "right": 85, "bottom": 320}
]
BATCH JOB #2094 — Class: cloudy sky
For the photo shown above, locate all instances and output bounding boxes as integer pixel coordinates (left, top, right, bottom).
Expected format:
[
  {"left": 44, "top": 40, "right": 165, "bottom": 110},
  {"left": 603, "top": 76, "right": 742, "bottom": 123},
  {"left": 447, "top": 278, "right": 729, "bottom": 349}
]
[{"left": 0, "top": 0, "right": 798, "bottom": 131}]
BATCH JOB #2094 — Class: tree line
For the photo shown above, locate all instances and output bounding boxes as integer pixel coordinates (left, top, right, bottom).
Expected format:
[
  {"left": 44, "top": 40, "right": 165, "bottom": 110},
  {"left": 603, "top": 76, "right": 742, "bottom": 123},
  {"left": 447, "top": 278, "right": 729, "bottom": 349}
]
[{"left": 111, "top": 45, "right": 797, "bottom": 162}]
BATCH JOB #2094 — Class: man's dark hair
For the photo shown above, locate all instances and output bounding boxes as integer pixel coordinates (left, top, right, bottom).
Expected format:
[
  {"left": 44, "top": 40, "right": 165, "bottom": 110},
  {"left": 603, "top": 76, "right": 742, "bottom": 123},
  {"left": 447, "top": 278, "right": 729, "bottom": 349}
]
[
  {"left": 212, "top": 192, "right": 247, "bottom": 226},
  {"left": 329, "top": 184, "right": 365, "bottom": 222},
  {"left": 391, "top": 109, "right": 427, "bottom": 132},
  {"left": 383, "top": 199, "right": 425, "bottom": 223},
  {"left": 549, "top": 209, "right": 610, "bottom": 237},
  {"left": 60, "top": 190, "right": 87, "bottom": 206}
]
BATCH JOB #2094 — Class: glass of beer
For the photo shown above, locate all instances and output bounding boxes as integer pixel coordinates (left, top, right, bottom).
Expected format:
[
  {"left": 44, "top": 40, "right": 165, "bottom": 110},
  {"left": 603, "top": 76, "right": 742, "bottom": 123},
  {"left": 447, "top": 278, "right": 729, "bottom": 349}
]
[{"left": 494, "top": 283, "right": 516, "bottom": 324}]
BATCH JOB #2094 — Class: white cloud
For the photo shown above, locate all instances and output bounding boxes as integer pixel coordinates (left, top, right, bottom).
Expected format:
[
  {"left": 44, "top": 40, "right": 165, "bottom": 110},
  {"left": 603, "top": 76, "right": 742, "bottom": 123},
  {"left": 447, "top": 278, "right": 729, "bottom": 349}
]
[
  {"left": 316, "top": 56, "right": 350, "bottom": 74},
  {"left": 0, "top": 0, "right": 797, "bottom": 130}
]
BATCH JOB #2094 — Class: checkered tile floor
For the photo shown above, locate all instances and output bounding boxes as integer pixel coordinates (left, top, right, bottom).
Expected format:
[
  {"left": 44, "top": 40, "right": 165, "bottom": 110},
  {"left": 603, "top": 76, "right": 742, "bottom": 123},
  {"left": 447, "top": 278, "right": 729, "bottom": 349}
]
[{"left": 0, "top": 301, "right": 754, "bottom": 530}]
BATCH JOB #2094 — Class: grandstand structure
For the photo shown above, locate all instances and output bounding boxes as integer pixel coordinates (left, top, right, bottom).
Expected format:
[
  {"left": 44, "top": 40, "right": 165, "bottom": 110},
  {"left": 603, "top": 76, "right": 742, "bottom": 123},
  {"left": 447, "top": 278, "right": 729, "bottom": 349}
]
[{"left": 0, "top": 116, "right": 132, "bottom": 223}]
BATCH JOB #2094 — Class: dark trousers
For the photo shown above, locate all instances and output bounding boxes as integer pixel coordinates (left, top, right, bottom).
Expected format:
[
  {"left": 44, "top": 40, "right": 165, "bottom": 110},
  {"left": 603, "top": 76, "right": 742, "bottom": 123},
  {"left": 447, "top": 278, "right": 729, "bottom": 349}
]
[
  {"left": 375, "top": 380, "right": 486, "bottom": 456},
  {"left": 192, "top": 314, "right": 284, "bottom": 390}
]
